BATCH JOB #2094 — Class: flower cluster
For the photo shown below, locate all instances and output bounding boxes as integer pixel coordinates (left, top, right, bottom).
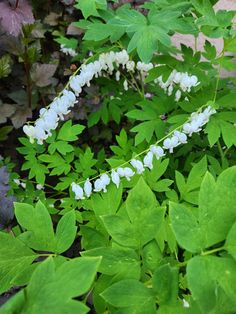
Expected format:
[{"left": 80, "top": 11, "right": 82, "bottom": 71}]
[
  {"left": 155, "top": 69, "right": 199, "bottom": 101},
  {"left": 23, "top": 49, "right": 200, "bottom": 144},
  {"left": 23, "top": 90, "right": 76, "bottom": 144},
  {"left": 60, "top": 45, "right": 77, "bottom": 57},
  {"left": 71, "top": 105, "right": 216, "bottom": 200}
]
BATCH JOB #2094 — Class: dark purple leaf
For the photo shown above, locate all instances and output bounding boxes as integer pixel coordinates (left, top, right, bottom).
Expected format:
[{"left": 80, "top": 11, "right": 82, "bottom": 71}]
[
  {"left": 0, "top": 194, "right": 15, "bottom": 229},
  {"left": 0, "top": 0, "right": 35, "bottom": 37},
  {"left": 0, "top": 167, "right": 15, "bottom": 229},
  {"left": 0, "top": 166, "right": 9, "bottom": 186}
]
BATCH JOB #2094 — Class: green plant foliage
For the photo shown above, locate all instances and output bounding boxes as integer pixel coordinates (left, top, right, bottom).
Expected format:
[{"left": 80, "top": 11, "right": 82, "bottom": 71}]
[
  {"left": 14, "top": 200, "right": 77, "bottom": 253},
  {"left": 0, "top": 256, "right": 101, "bottom": 314},
  {"left": 1, "top": 0, "right": 236, "bottom": 313}
]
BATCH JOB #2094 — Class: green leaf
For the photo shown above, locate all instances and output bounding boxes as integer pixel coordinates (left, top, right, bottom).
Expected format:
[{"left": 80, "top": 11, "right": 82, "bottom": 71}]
[
  {"left": 101, "top": 214, "right": 139, "bottom": 248},
  {"left": 170, "top": 167, "right": 236, "bottom": 252},
  {"left": 0, "top": 54, "right": 12, "bottom": 78},
  {"left": 142, "top": 240, "right": 162, "bottom": 272},
  {"left": 15, "top": 201, "right": 55, "bottom": 252},
  {"left": 55, "top": 211, "right": 77, "bottom": 254},
  {"left": 220, "top": 120, "right": 236, "bottom": 148},
  {"left": 126, "top": 177, "right": 165, "bottom": 246},
  {"left": 198, "top": 167, "right": 236, "bottom": 248},
  {"left": 75, "top": 0, "right": 107, "bottom": 19},
  {"left": 84, "top": 23, "right": 124, "bottom": 42},
  {"left": 50, "top": 141, "right": 74, "bottom": 155},
  {"left": 131, "top": 120, "right": 160, "bottom": 145},
  {"left": 225, "top": 221, "right": 236, "bottom": 261},
  {"left": 127, "top": 25, "right": 159, "bottom": 63},
  {"left": 225, "top": 36, "right": 236, "bottom": 54},
  {"left": 169, "top": 202, "right": 203, "bottom": 253},
  {"left": 82, "top": 246, "right": 140, "bottom": 278},
  {"left": 80, "top": 226, "right": 108, "bottom": 250},
  {"left": 101, "top": 279, "right": 156, "bottom": 314},
  {"left": 19, "top": 256, "right": 101, "bottom": 313},
  {"left": 58, "top": 120, "right": 85, "bottom": 142},
  {"left": 0, "top": 232, "right": 38, "bottom": 294},
  {"left": 205, "top": 116, "right": 221, "bottom": 146},
  {"left": 152, "top": 264, "right": 179, "bottom": 305},
  {"left": 186, "top": 156, "right": 207, "bottom": 191},
  {"left": 91, "top": 183, "right": 122, "bottom": 216},
  {"left": 187, "top": 256, "right": 236, "bottom": 313}
]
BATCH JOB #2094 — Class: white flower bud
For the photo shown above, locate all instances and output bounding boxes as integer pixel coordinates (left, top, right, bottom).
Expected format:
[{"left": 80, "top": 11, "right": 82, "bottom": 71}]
[
  {"left": 71, "top": 182, "right": 84, "bottom": 200},
  {"left": 143, "top": 152, "right": 154, "bottom": 169},
  {"left": 111, "top": 170, "right": 120, "bottom": 188},
  {"left": 130, "top": 159, "right": 145, "bottom": 174},
  {"left": 150, "top": 145, "right": 165, "bottom": 159},
  {"left": 84, "top": 179, "right": 92, "bottom": 198}
]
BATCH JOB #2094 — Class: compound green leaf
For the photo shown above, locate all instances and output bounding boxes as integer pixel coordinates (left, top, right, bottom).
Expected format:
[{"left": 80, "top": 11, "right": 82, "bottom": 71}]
[
  {"left": 19, "top": 256, "right": 101, "bottom": 313},
  {"left": 57, "top": 120, "right": 85, "bottom": 142},
  {"left": 15, "top": 201, "right": 55, "bottom": 252}
]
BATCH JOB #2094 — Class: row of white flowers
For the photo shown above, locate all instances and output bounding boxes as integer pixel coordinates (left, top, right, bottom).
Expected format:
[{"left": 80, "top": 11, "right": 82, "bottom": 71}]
[
  {"left": 71, "top": 105, "right": 216, "bottom": 200},
  {"left": 23, "top": 49, "right": 200, "bottom": 145}
]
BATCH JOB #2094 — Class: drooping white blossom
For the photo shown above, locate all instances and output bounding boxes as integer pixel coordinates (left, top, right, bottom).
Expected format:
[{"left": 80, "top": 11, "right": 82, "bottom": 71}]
[
  {"left": 117, "top": 167, "right": 135, "bottom": 181},
  {"left": 130, "top": 159, "right": 145, "bottom": 174},
  {"left": 150, "top": 145, "right": 165, "bottom": 160},
  {"left": 71, "top": 182, "right": 84, "bottom": 200},
  {"left": 163, "top": 136, "right": 180, "bottom": 153},
  {"left": 111, "top": 170, "right": 120, "bottom": 188},
  {"left": 84, "top": 179, "right": 92, "bottom": 198},
  {"left": 143, "top": 151, "right": 154, "bottom": 169},
  {"left": 70, "top": 105, "right": 216, "bottom": 200}
]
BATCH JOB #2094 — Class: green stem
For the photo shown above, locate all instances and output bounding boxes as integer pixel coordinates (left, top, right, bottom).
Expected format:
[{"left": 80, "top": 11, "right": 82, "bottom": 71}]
[
  {"left": 217, "top": 140, "right": 224, "bottom": 166},
  {"left": 201, "top": 246, "right": 225, "bottom": 256}
]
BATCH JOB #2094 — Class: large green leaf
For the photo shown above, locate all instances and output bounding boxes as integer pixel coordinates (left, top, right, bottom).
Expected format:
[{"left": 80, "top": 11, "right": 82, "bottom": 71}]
[
  {"left": 82, "top": 246, "right": 140, "bottom": 278},
  {"left": 9, "top": 257, "right": 101, "bottom": 314},
  {"left": 126, "top": 177, "right": 165, "bottom": 247},
  {"left": 0, "top": 232, "right": 38, "bottom": 294},
  {"left": 198, "top": 167, "right": 236, "bottom": 247},
  {"left": 152, "top": 264, "right": 179, "bottom": 305},
  {"left": 187, "top": 256, "right": 236, "bottom": 313},
  {"left": 101, "top": 214, "right": 139, "bottom": 248},
  {"left": 225, "top": 221, "right": 236, "bottom": 261},
  {"left": 101, "top": 279, "right": 156, "bottom": 314},
  {"left": 169, "top": 202, "right": 203, "bottom": 253},
  {"left": 91, "top": 183, "right": 123, "bottom": 217},
  {"left": 170, "top": 167, "right": 236, "bottom": 252}
]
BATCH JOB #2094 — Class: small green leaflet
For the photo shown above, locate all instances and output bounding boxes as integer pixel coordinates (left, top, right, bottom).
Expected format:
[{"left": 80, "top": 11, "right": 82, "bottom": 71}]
[
  {"left": 75, "top": 0, "right": 107, "bottom": 19},
  {"left": 57, "top": 120, "right": 85, "bottom": 142}
]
